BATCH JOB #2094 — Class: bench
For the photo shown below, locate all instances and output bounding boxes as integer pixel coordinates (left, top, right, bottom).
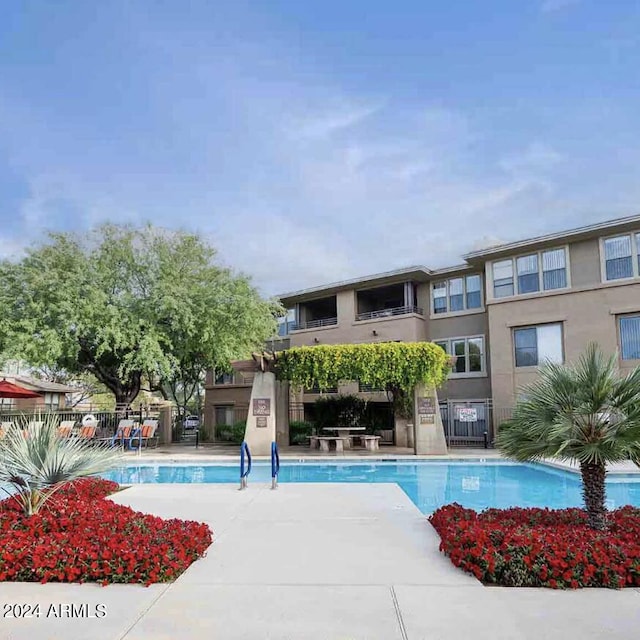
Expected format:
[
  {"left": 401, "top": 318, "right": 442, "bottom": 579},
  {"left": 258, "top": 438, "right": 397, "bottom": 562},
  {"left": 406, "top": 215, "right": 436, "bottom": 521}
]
[
  {"left": 360, "top": 435, "right": 381, "bottom": 452},
  {"left": 317, "top": 436, "right": 349, "bottom": 453},
  {"left": 309, "top": 435, "right": 320, "bottom": 449}
]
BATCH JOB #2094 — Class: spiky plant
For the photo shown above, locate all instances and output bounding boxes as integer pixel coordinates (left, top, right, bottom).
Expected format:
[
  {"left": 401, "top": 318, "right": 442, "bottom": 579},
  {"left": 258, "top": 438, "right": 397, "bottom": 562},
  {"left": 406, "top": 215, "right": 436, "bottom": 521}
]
[
  {"left": 497, "top": 344, "right": 640, "bottom": 530},
  {"left": 0, "top": 413, "right": 122, "bottom": 516}
]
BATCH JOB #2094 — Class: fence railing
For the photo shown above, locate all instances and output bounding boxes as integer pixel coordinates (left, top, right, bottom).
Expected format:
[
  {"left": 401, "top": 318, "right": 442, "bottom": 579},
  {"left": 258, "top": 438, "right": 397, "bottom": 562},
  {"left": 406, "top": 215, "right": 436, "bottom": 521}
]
[
  {"left": 355, "top": 305, "right": 423, "bottom": 321},
  {"left": 291, "top": 317, "right": 338, "bottom": 331}
]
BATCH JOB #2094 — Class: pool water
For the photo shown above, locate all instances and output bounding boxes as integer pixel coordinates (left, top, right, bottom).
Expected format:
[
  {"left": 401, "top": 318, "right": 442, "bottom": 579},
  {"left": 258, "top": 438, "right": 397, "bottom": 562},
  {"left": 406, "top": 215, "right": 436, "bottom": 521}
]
[{"left": 102, "top": 460, "right": 640, "bottom": 514}]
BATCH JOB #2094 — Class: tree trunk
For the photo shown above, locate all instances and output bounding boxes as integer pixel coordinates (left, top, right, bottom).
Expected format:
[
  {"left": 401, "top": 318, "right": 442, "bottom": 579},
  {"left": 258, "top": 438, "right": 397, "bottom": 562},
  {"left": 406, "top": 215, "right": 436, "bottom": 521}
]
[{"left": 580, "top": 462, "right": 607, "bottom": 530}]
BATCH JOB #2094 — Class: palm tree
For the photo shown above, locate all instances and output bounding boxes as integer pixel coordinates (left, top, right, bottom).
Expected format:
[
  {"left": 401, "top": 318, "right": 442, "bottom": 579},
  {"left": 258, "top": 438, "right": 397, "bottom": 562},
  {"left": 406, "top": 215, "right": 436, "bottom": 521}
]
[
  {"left": 496, "top": 344, "right": 640, "bottom": 530},
  {"left": 0, "top": 414, "right": 122, "bottom": 516}
]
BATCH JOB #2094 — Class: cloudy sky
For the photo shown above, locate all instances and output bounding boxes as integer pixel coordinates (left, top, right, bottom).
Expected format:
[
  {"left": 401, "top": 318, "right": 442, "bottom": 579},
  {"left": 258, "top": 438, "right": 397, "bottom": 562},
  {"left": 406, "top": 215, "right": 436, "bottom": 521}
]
[{"left": 1, "top": 0, "right": 639, "bottom": 295}]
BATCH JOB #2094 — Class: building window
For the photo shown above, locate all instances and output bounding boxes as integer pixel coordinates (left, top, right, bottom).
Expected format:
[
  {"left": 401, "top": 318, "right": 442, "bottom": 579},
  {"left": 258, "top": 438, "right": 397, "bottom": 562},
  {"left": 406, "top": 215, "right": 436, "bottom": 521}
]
[
  {"left": 619, "top": 315, "right": 640, "bottom": 360},
  {"left": 493, "top": 260, "right": 514, "bottom": 298},
  {"left": 493, "top": 247, "right": 568, "bottom": 298},
  {"left": 516, "top": 254, "right": 539, "bottom": 294},
  {"left": 214, "top": 405, "right": 235, "bottom": 426},
  {"left": 432, "top": 275, "right": 483, "bottom": 315},
  {"left": 44, "top": 393, "right": 60, "bottom": 410},
  {"left": 277, "top": 309, "right": 296, "bottom": 336},
  {"left": 603, "top": 234, "right": 637, "bottom": 281},
  {"left": 214, "top": 372, "right": 234, "bottom": 385},
  {"left": 514, "top": 323, "right": 563, "bottom": 367},
  {"left": 434, "top": 337, "right": 485, "bottom": 376}
]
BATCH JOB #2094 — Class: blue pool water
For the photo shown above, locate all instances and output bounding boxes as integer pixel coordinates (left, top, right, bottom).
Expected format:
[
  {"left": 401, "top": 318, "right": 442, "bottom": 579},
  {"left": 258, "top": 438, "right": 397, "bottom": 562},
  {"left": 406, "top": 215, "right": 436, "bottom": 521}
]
[{"left": 102, "top": 461, "right": 640, "bottom": 514}]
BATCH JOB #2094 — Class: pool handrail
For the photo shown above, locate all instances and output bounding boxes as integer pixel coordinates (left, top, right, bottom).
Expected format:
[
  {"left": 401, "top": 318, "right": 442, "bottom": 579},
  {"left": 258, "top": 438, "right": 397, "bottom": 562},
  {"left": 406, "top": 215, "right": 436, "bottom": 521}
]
[
  {"left": 271, "top": 441, "right": 280, "bottom": 489},
  {"left": 240, "top": 440, "right": 252, "bottom": 490}
]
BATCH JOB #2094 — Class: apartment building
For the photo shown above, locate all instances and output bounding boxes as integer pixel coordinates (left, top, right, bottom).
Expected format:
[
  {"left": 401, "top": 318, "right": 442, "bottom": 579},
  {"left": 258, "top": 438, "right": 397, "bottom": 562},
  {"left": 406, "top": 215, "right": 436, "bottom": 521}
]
[{"left": 205, "top": 214, "right": 640, "bottom": 447}]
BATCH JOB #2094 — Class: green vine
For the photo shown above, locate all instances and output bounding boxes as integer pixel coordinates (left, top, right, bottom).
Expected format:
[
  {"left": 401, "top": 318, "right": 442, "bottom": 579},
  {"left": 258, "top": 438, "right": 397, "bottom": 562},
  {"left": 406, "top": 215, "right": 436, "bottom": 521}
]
[{"left": 276, "top": 342, "right": 451, "bottom": 399}]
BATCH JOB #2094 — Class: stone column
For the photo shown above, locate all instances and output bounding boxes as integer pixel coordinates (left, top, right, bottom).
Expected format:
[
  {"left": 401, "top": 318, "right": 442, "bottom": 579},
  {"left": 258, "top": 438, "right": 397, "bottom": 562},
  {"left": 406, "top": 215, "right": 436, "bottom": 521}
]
[
  {"left": 275, "top": 380, "right": 290, "bottom": 447},
  {"left": 158, "top": 405, "right": 173, "bottom": 446},
  {"left": 243, "top": 371, "right": 277, "bottom": 456},
  {"left": 413, "top": 384, "right": 448, "bottom": 455}
]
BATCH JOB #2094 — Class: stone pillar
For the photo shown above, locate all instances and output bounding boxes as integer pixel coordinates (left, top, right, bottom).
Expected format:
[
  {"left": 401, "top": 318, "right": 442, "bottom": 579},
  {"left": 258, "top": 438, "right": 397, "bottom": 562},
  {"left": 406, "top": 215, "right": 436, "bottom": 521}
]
[
  {"left": 158, "top": 405, "right": 173, "bottom": 445},
  {"left": 413, "top": 384, "right": 448, "bottom": 455},
  {"left": 244, "top": 371, "right": 277, "bottom": 456},
  {"left": 394, "top": 416, "right": 409, "bottom": 448},
  {"left": 275, "top": 380, "right": 290, "bottom": 447}
]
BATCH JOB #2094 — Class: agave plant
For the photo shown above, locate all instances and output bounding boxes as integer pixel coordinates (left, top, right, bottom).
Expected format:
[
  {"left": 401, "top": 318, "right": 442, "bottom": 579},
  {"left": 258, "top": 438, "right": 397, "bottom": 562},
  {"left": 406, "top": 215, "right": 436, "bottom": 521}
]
[
  {"left": 497, "top": 344, "right": 640, "bottom": 530},
  {"left": 0, "top": 413, "right": 122, "bottom": 516}
]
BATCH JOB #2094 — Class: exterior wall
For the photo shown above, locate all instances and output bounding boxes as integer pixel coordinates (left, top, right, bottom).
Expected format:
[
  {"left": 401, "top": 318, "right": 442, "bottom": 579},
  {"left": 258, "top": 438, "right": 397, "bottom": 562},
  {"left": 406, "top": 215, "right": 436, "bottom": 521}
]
[
  {"left": 569, "top": 238, "right": 602, "bottom": 288},
  {"left": 488, "top": 281, "right": 640, "bottom": 409},
  {"left": 203, "top": 384, "right": 252, "bottom": 430}
]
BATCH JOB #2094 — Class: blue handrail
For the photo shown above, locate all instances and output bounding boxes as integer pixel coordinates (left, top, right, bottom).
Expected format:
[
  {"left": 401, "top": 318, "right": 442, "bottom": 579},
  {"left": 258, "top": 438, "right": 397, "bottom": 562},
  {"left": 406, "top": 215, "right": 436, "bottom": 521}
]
[
  {"left": 240, "top": 441, "right": 252, "bottom": 490},
  {"left": 271, "top": 441, "right": 280, "bottom": 489}
]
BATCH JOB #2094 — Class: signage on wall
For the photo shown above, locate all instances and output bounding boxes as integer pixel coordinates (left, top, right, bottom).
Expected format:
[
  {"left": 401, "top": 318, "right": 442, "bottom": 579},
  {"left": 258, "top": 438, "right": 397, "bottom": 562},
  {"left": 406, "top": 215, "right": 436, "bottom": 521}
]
[
  {"left": 256, "top": 417, "right": 268, "bottom": 428},
  {"left": 417, "top": 397, "right": 435, "bottom": 415},
  {"left": 457, "top": 407, "right": 478, "bottom": 422},
  {"left": 253, "top": 399, "right": 271, "bottom": 416}
]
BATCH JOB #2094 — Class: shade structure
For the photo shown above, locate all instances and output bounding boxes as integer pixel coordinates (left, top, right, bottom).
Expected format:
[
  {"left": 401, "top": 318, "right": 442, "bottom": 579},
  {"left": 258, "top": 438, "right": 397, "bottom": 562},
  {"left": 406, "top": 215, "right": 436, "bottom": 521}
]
[{"left": 0, "top": 380, "right": 41, "bottom": 399}]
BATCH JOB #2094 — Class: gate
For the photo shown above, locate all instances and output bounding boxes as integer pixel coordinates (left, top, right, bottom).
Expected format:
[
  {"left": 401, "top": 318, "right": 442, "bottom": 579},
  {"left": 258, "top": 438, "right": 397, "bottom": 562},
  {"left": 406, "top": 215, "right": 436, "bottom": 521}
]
[{"left": 439, "top": 399, "right": 493, "bottom": 448}]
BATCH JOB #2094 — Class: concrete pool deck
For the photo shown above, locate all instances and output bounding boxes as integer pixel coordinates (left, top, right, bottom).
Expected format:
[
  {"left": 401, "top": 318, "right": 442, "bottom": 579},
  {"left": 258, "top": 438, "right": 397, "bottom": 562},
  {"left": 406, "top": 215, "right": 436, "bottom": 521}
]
[{"left": 1, "top": 483, "right": 639, "bottom": 639}]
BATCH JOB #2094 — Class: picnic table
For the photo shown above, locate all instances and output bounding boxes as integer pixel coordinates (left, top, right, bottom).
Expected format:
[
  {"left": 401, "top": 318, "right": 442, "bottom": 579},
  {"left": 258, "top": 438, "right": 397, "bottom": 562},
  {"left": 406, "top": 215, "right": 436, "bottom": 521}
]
[{"left": 321, "top": 426, "right": 366, "bottom": 450}]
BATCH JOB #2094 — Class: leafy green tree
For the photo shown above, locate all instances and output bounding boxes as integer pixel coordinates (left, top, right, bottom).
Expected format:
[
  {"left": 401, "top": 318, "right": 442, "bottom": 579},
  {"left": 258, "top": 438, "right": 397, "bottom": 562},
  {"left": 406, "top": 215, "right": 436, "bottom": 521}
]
[
  {"left": 0, "top": 224, "right": 281, "bottom": 407},
  {"left": 497, "top": 344, "right": 640, "bottom": 530}
]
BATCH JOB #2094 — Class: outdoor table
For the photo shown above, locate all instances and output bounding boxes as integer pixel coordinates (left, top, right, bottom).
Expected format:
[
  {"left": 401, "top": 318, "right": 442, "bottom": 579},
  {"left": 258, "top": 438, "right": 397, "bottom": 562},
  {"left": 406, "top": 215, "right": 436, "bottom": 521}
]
[{"left": 322, "top": 426, "right": 366, "bottom": 449}]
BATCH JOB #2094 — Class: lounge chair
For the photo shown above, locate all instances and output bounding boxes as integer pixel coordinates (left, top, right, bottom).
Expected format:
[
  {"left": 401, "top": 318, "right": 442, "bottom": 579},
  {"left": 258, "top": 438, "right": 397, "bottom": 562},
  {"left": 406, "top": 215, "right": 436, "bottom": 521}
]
[
  {"left": 77, "top": 424, "right": 97, "bottom": 440},
  {"left": 130, "top": 419, "right": 159, "bottom": 449},
  {"left": 57, "top": 420, "right": 76, "bottom": 438},
  {"left": 109, "top": 419, "right": 135, "bottom": 449}
]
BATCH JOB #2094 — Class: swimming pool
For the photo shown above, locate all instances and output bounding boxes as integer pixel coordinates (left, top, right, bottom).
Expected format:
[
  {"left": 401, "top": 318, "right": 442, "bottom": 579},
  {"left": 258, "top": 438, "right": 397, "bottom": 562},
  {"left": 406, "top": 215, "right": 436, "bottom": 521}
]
[{"left": 102, "top": 460, "right": 640, "bottom": 514}]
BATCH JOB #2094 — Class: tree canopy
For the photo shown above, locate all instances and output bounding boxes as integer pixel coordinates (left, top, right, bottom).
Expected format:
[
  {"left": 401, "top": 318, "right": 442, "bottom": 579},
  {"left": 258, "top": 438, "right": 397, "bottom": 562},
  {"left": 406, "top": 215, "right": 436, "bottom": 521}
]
[
  {"left": 0, "top": 224, "right": 282, "bottom": 405},
  {"left": 276, "top": 342, "right": 451, "bottom": 395}
]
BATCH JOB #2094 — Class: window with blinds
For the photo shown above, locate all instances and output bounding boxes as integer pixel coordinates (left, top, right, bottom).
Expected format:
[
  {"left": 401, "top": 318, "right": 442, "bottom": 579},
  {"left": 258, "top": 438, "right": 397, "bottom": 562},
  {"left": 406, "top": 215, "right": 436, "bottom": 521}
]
[
  {"left": 603, "top": 234, "right": 639, "bottom": 281},
  {"left": 514, "top": 323, "right": 563, "bottom": 367},
  {"left": 431, "top": 275, "right": 483, "bottom": 315},
  {"left": 492, "top": 247, "right": 568, "bottom": 299},
  {"left": 619, "top": 315, "right": 640, "bottom": 360},
  {"left": 434, "top": 337, "right": 485, "bottom": 376}
]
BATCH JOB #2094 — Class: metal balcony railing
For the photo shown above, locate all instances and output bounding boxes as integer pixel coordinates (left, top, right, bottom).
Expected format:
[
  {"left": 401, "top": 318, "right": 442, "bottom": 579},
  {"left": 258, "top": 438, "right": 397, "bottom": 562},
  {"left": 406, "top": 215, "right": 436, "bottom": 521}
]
[
  {"left": 355, "top": 305, "right": 423, "bottom": 321},
  {"left": 290, "top": 317, "right": 338, "bottom": 331}
]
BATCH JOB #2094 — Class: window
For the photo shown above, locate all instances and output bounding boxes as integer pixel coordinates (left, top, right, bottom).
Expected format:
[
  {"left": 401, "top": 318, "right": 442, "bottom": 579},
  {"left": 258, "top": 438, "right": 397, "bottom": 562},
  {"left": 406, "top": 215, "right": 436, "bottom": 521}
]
[
  {"left": 493, "top": 260, "right": 514, "bottom": 298},
  {"left": 514, "top": 324, "right": 563, "bottom": 367},
  {"left": 432, "top": 275, "right": 483, "bottom": 315},
  {"left": 214, "top": 372, "right": 234, "bottom": 385},
  {"left": 603, "top": 234, "right": 636, "bottom": 281},
  {"left": 619, "top": 315, "right": 640, "bottom": 360},
  {"left": 44, "top": 393, "right": 60, "bottom": 410},
  {"left": 434, "top": 337, "right": 485, "bottom": 376},
  {"left": 277, "top": 309, "right": 296, "bottom": 336},
  {"left": 214, "top": 405, "right": 235, "bottom": 426},
  {"left": 492, "top": 247, "right": 568, "bottom": 298}
]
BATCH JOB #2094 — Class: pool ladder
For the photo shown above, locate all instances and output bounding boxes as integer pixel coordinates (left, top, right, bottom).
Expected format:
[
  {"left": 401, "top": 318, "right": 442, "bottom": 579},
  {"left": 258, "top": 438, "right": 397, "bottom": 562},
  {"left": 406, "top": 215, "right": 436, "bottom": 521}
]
[
  {"left": 239, "top": 441, "right": 252, "bottom": 490},
  {"left": 239, "top": 441, "right": 280, "bottom": 490}
]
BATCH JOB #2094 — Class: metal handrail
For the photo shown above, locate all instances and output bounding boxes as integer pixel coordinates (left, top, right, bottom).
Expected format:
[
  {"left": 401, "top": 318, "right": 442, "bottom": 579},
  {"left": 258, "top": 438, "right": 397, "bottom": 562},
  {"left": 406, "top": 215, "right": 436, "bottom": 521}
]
[
  {"left": 355, "top": 305, "right": 423, "bottom": 321},
  {"left": 271, "top": 441, "right": 280, "bottom": 490},
  {"left": 240, "top": 441, "right": 252, "bottom": 490},
  {"left": 291, "top": 317, "right": 338, "bottom": 331}
]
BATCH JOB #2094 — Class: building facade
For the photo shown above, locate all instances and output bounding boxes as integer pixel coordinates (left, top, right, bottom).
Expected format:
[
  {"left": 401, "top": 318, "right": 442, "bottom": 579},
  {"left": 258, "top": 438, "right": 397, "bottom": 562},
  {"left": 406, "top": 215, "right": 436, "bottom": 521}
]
[{"left": 205, "top": 215, "right": 640, "bottom": 447}]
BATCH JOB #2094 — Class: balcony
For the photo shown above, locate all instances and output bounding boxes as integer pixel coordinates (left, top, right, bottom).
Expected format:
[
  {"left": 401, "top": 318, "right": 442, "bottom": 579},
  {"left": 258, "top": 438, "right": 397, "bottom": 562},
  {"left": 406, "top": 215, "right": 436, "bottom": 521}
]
[
  {"left": 355, "top": 305, "right": 423, "bottom": 322},
  {"left": 356, "top": 282, "right": 422, "bottom": 322},
  {"left": 291, "top": 317, "right": 338, "bottom": 330}
]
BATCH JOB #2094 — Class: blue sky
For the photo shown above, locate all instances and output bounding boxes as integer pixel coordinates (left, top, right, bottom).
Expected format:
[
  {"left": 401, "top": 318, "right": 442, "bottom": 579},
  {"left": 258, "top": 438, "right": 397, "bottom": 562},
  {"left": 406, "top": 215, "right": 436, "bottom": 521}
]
[{"left": 1, "top": 0, "right": 639, "bottom": 294}]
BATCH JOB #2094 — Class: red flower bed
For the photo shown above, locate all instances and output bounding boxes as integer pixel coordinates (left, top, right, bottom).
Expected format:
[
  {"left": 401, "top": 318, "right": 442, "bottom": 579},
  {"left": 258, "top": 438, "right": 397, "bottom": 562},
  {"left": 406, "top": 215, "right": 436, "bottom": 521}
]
[
  {"left": 0, "top": 478, "right": 213, "bottom": 585},
  {"left": 429, "top": 503, "right": 640, "bottom": 589}
]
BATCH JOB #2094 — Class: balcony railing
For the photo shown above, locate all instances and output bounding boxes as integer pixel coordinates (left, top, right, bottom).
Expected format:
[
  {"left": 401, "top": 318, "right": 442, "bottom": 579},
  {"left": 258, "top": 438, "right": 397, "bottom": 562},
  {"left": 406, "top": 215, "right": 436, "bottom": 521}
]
[
  {"left": 290, "top": 317, "right": 338, "bottom": 331},
  {"left": 355, "top": 305, "right": 423, "bottom": 321}
]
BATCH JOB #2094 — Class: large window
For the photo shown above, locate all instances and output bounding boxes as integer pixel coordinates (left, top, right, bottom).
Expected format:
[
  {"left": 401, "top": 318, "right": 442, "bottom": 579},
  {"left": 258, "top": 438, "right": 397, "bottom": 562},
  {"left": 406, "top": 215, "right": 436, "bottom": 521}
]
[
  {"left": 44, "top": 393, "right": 60, "bottom": 410},
  {"left": 619, "top": 315, "right": 640, "bottom": 360},
  {"left": 514, "top": 324, "right": 563, "bottom": 367},
  {"left": 434, "top": 337, "right": 485, "bottom": 376},
  {"left": 214, "top": 405, "right": 235, "bottom": 426},
  {"left": 602, "top": 234, "right": 640, "bottom": 281},
  {"left": 432, "top": 275, "right": 483, "bottom": 315},
  {"left": 493, "top": 247, "right": 568, "bottom": 298}
]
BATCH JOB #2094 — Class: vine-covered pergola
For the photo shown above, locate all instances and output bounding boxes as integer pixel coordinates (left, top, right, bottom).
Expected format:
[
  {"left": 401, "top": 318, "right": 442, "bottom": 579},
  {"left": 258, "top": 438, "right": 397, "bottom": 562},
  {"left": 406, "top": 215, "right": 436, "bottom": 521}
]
[{"left": 276, "top": 342, "right": 452, "bottom": 416}]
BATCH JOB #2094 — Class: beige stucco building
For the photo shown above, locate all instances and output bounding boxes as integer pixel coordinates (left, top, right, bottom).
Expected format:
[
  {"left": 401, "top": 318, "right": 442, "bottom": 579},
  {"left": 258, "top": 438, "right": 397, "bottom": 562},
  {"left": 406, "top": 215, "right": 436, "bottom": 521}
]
[{"left": 205, "top": 215, "right": 640, "bottom": 448}]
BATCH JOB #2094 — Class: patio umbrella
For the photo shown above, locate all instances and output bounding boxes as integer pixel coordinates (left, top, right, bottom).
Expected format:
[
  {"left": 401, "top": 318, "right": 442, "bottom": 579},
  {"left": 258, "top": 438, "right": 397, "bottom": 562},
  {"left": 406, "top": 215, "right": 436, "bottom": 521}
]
[{"left": 0, "top": 380, "right": 41, "bottom": 399}]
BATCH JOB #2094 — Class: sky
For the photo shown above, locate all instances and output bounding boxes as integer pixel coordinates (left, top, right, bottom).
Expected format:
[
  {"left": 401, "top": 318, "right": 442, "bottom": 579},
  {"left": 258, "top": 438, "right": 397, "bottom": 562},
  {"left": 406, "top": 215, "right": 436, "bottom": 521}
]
[{"left": 1, "top": 0, "right": 640, "bottom": 296}]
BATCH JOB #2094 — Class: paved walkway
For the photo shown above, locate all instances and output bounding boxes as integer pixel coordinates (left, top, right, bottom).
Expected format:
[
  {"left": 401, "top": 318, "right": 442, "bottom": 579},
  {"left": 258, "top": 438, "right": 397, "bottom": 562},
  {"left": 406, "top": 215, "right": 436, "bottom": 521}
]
[{"left": 1, "top": 483, "right": 639, "bottom": 639}]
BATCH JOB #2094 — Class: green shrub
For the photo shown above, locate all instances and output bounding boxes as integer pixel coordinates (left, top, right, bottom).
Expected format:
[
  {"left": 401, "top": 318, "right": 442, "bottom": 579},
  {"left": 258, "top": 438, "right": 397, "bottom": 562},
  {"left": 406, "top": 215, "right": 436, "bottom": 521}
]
[
  {"left": 215, "top": 420, "right": 246, "bottom": 444},
  {"left": 289, "top": 420, "right": 314, "bottom": 445}
]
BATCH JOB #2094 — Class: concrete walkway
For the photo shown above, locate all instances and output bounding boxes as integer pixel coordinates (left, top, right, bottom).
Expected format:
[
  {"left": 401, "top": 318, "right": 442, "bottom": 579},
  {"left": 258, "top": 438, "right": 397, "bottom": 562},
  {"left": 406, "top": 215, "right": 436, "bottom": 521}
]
[{"left": 0, "top": 483, "right": 639, "bottom": 639}]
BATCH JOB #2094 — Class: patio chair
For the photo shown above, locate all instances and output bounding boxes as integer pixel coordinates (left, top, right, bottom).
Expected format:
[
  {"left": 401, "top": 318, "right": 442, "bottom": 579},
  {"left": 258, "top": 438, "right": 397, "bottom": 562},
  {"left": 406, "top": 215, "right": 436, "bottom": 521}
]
[
  {"left": 130, "top": 419, "right": 159, "bottom": 449},
  {"left": 57, "top": 420, "right": 76, "bottom": 439},
  {"left": 109, "top": 419, "right": 135, "bottom": 449},
  {"left": 77, "top": 424, "right": 98, "bottom": 440},
  {"left": 0, "top": 422, "right": 11, "bottom": 440}
]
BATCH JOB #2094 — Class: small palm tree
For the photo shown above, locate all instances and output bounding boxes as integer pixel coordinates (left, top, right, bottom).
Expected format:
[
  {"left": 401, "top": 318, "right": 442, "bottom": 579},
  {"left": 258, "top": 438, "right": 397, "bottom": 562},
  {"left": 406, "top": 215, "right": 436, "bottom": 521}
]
[
  {"left": 0, "top": 414, "right": 122, "bottom": 516},
  {"left": 497, "top": 344, "right": 640, "bottom": 530}
]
